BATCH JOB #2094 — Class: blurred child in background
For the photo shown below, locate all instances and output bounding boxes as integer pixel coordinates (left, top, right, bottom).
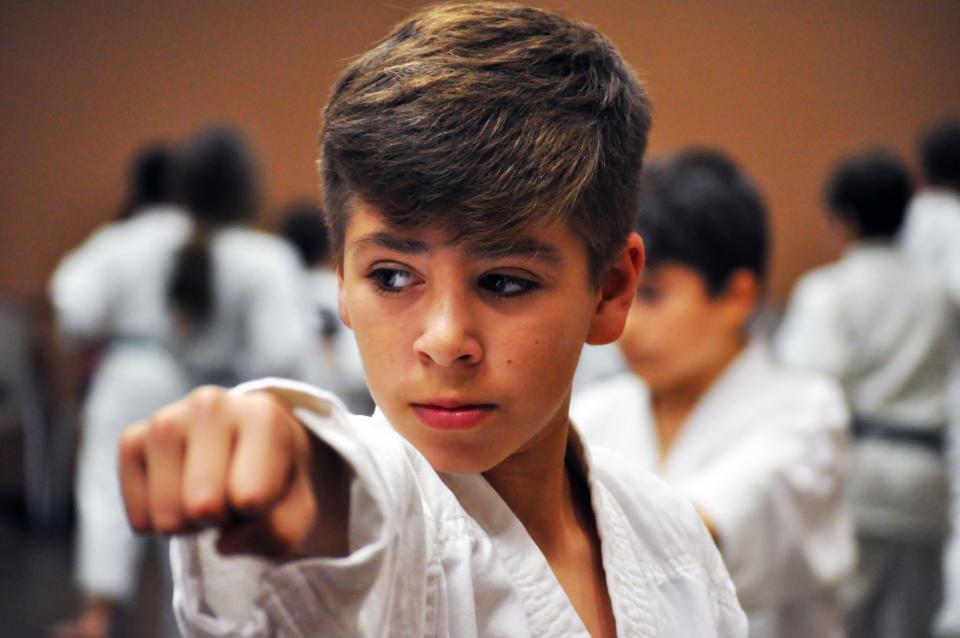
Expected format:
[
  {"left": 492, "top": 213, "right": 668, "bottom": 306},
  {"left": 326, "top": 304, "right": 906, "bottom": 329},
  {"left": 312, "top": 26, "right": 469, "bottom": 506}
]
[
  {"left": 777, "top": 150, "right": 954, "bottom": 638},
  {"left": 50, "top": 144, "right": 190, "bottom": 638},
  {"left": 573, "top": 149, "right": 854, "bottom": 638},
  {"left": 50, "top": 127, "right": 309, "bottom": 637},
  {"left": 902, "top": 120, "right": 960, "bottom": 310},
  {"left": 902, "top": 119, "right": 960, "bottom": 638}
]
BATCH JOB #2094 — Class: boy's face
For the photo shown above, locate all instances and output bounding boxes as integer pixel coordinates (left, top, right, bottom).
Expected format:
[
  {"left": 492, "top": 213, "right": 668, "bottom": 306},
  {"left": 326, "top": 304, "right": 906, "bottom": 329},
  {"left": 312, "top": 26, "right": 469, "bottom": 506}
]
[
  {"left": 337, "top": 202, "right": 610, "bottom": 473},
  {"left": 618, "top": 263, "right": 746, "bottom": 397}
]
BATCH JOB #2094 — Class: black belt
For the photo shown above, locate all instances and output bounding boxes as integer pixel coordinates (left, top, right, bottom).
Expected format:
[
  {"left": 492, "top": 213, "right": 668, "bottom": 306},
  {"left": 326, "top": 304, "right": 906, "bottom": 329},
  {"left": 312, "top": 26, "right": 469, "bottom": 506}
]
[{"left": 852, "top": 416, "right": 945, "bottom": 454}]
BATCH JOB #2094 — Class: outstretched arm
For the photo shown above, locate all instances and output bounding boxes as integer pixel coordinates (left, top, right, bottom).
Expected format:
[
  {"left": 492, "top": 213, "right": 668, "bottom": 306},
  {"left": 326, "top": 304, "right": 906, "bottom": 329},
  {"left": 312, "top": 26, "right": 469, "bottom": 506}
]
[
  {"left": 119, "top": 380, "right": 434, "bottom": 638},
  {"left": 118, "top": 385, "right": 350, "bottom": 561}
]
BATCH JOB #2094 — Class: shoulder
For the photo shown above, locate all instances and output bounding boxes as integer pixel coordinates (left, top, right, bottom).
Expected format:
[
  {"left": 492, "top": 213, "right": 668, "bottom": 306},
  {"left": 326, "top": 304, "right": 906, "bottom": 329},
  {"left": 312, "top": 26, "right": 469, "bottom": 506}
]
[
  {"left": 752, "top": 352, "right": 849, "bottom": 430},
  {"left": 590, "top": 450, "right": 745, "bottom": 625},
  {"left": 786, "top": 263, "right": 846, "bottom": 309},
  {"left": 216, "top": 228, "right": 303, "bottom": 276},
  {"left": 121, "top": 207, "right": 192, "bottom": 241},
  {"left": 750, "top": 341, "right": 842, "bottom": 396}
]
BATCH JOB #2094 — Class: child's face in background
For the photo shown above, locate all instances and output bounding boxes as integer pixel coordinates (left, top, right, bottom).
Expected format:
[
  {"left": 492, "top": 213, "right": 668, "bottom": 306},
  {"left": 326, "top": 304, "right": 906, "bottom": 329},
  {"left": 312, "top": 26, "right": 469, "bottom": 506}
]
[
  {"left": 618, "top": 263, "right": 745, "bottom": 397},
  {"left": 337, "top": 202, "right": 604, "bottom": 473}
]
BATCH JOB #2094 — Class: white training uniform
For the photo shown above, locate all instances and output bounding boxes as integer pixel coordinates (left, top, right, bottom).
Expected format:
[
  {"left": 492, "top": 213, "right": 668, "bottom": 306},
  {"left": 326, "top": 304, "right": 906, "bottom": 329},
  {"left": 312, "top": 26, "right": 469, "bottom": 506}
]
[
  {"left": 776, "top": 241, "right": 955, "bottom": 638},
  {"left": 571, "top": 340, "right": 854, "bottom": 638},
  {"left": 170, "top": 378, "right": 748, "bottom": 637},
  {"left": 293, "top": 268, "right": 373, "bottom": 415},
  {"left": 50, "top": 206, "right": 310, "bottom": 600},
  {"left": 902, "top": 188, "right": 960, "bottom": 308},
  {"left": 902, "top": 187, "right": 960, "bottom": 638}
]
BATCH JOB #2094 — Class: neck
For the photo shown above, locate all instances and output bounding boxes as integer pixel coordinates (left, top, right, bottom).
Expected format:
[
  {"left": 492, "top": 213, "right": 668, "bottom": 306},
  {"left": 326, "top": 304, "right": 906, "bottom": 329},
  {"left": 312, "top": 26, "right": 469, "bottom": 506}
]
[
  {"left": 652, "top": 336, "right": 747, "bottom": 455},
  {"left": 483, "top": 414, "right": 580, "bottom": 555}
]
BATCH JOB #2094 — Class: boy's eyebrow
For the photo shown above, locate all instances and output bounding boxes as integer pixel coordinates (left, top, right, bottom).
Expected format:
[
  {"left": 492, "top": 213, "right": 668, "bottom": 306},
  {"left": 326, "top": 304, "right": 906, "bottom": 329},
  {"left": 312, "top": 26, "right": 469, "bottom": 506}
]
[
  {"left": 352, "top": 231, "right": 429, "bottom": 255},
  {"left": 351, "top": 231, "right": 564, "bottom": 267},
  {"left": 465, "top": 237, "right": 564, "bottom": 266}
]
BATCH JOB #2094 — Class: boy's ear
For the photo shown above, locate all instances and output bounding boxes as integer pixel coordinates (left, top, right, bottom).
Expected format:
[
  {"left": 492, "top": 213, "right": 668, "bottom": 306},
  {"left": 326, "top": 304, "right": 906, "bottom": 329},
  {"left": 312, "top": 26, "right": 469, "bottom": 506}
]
[
  {"left": 586, "top": 232, "right": 644, "bottom": 345},
  {"left": 336, "top": 265, "right": 352, "bottom": 329},
  {"left": 719, "top": 269, "right": 761, "bottom": 326}
]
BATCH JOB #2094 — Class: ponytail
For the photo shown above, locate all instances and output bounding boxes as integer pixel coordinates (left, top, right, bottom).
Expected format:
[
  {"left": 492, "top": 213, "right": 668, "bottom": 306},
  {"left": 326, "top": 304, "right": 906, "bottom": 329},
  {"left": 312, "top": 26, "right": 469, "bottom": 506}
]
[
  {"left": 170, "top": 125, "right": 258, "bottom": 327},
  {"left": 168, "top": 224, "right": 213, "bottom": 327}
]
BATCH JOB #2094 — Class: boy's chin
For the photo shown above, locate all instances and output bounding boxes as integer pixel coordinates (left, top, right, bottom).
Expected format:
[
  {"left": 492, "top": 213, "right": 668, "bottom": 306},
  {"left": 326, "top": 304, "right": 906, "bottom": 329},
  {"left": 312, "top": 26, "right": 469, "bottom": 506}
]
[{"left": 417, "top": 445, "right": 504, "bottom": 475}]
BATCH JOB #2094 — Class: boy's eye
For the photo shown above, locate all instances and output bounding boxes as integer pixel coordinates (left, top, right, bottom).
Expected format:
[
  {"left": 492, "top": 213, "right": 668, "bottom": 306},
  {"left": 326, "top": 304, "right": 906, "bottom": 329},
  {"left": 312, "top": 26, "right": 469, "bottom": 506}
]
[
  {"left": 478, "top": 273, "right": 538, "bottom": 298},
  {"left": 369, "top": 267, "right": 421, "bottom": 293}
]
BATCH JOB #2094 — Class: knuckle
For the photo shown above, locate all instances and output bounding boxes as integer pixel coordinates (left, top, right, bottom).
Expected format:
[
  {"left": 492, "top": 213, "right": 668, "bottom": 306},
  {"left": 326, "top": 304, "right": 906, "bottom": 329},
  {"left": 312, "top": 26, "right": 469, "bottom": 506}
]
[
  {"left": 118, "top": 421, "right": 147, "bottom": 458},
  {"left": 245, "top": 394, "right": 294, "bottom": 441},
  {"left": 189, "top": 385, "right": 227, "bottom": 416},
  {"left": 183, "top": 491, "right": 225, "bottom": 521},
  {"left": 148, "top": 410, "right": 184, "bottom": 444}
]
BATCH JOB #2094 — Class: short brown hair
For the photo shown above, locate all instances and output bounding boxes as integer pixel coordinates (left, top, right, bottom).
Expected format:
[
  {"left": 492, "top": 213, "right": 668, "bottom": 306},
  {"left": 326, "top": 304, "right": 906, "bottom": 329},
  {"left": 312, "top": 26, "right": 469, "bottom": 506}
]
[{"left": 320, "top": 2, "right": 652, "bottom": 284}]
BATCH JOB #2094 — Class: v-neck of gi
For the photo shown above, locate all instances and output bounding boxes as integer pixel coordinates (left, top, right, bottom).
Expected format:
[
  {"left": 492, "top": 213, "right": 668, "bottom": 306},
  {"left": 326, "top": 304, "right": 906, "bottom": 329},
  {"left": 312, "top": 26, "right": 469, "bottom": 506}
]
[{"left": 439, "top": 429, "right": 628, "bottom": 638}]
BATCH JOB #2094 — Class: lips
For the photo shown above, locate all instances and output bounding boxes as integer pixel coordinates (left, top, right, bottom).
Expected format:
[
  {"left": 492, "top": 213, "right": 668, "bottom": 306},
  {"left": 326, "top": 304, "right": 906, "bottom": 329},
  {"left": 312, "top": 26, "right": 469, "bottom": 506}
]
[{"left": 411, "top": 402, "right": 496, "bottom": 430}]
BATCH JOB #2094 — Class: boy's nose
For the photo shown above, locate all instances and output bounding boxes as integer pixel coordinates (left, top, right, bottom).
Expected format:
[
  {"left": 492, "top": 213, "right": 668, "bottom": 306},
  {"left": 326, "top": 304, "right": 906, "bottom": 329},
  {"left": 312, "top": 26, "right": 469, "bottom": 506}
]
[{"left": 413, "top": 294, "right": 483, "bottom": 367}]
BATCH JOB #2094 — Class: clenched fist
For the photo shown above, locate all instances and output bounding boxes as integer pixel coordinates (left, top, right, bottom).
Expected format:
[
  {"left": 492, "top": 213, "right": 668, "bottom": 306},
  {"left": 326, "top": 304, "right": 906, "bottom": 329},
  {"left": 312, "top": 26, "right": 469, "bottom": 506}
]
[{"left": 117, "top": 386, "right": 350, "bottom": 559}]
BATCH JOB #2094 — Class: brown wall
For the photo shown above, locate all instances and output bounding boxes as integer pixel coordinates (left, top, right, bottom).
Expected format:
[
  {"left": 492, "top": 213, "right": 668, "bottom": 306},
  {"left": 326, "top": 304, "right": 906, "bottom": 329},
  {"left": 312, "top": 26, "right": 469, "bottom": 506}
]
[{"left": 2, "top": 1, "right": 958, "bottom": 303}]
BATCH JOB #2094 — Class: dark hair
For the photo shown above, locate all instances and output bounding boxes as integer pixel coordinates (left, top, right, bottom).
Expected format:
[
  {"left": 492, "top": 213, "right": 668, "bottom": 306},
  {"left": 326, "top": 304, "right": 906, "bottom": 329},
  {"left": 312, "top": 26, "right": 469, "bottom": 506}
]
[
  {"left": 279, "top": 201, "right": 332, "bottom": 267},
  {"left": 168, "top": 126, "right": 260, "bottom": 327},
  {"left": 918, "top": 119, "right": 960, "bottom": 189},
  {"left": 824, "top": 149, "right": 913, "bottom": 239},
  {"left": 637, "top": 149, "right": 769, "bottom": 295},
  {"left": 118, "top": 143, "right": 176, "bottom": 219},
  {"left": 319, "top": 2, "right": 652, "bottom": 285}
]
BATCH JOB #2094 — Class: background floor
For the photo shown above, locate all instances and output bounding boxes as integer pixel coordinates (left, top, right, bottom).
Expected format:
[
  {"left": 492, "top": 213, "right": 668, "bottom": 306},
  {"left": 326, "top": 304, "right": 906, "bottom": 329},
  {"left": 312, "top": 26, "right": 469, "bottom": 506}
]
[{"left": 0, "top": 446, "right": 175, "bottom": 638}]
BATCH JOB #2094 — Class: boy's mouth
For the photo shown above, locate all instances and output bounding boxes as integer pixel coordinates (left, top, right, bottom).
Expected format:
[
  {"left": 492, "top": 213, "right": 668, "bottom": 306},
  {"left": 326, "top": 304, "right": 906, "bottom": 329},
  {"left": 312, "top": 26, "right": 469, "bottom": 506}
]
[{"left": 411, "top": 402, "right": 496, "bottom": 430}]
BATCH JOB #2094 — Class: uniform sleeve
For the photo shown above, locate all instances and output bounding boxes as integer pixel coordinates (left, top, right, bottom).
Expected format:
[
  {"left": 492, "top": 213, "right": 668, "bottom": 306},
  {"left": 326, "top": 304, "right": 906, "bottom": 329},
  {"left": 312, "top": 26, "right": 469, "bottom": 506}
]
[
  {"left": 170, "top": 379, "right": 431, "bottom": 638},
  {"left": 774, "top": 273, "right": 854, "bottom": 379},
  {"left": 49, "top": 225, "right": 119, "bottom": 340},
  {"left": 677, "top": 379, "right": 855, "bottom": 611},
  {"left": 237, "top": 244, "right": 313, "bottom": 379}
]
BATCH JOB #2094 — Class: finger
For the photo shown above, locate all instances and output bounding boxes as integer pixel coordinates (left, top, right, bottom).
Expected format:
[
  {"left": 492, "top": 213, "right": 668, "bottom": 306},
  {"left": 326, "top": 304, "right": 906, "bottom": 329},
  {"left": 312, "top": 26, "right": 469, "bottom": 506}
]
[
  {"left": 145, "top": 403, "right": 188, "bottom": 534},
  {"left": 118, "top": 420, "right": 152, "bottom": 532},
  {"left": 226, "top": 392, "right": 297, "bottom": 516},
  {"left": 181, "top": 387, "right": 234, "bottom": 527},
  {"left": 216, "top": 468, "right": 317, "bottom": 560}
]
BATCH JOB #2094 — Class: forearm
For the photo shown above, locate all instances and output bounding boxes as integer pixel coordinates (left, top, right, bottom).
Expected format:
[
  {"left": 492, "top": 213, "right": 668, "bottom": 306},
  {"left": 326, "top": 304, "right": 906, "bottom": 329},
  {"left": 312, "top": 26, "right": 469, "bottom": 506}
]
[{"left": 165, "top": 380, "right": 424, "bottom": 636}]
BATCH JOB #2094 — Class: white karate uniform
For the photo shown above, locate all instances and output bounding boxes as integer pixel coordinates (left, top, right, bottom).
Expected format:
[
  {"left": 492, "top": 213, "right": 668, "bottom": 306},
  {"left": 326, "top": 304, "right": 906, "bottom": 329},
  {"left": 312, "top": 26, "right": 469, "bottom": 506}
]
[
  {"left": 902, "top": 189, "right": 960, "bottom": 309},
  {"left": 169, "top": 378, "right": 748, "bottom": 637},
  {"left": 901, "top": 188, "right": 960, "bottom": 637},
  {"left": 50, "top": 206, "right": 310, "bottom": 600},
  {"left": 571, "top": 340, "right": 854, "bottom": 638},
  {"left": 776, "top": 241, "right": 955, "bottom": 638}
]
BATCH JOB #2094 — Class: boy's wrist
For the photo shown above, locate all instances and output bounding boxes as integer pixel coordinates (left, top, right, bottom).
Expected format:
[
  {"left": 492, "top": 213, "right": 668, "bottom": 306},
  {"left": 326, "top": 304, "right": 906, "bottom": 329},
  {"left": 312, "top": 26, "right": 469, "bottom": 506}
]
[{"left": 294, "top": 430, "right": 353, "bottom": 560}]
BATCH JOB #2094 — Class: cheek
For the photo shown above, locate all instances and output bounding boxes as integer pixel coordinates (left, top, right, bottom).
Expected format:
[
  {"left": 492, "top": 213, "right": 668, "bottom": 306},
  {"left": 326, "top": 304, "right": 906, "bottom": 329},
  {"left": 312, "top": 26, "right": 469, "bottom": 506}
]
[
  {"left": 344, "top": 294, "right": 409, "bottom": 392},
  {"left": 620, "top": 302, "right": 693, "bottom": 371},
  {"left": 500, "top": 309, "right": 584, "bottom": 384},
  {"left": 618, "top": 305, "right": 646, "bottom": 349}
]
